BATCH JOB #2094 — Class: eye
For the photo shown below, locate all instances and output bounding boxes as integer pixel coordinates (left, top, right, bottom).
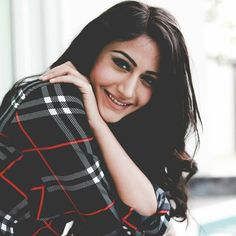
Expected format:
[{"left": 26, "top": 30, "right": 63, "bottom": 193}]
[
  {"left": 140, "top": 75, "right": 157, "bottom": 88},
  {"left": 112, "top": 57, "right": 131, "bottom": 72}
]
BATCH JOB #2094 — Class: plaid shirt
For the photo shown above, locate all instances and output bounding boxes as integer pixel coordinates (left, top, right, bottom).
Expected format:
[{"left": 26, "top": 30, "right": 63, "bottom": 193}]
[{"left": 0, "top": 79, "right": 170, "bottom": 236}]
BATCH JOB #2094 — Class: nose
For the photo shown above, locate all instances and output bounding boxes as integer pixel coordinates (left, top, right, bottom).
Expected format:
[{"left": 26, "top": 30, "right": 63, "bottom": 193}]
[{"left": 117, "top": 75, "right": 138, "bottom": 99}]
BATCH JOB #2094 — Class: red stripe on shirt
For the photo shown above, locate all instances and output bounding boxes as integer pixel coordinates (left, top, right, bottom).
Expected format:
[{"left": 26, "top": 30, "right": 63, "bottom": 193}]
[
  {"left": 122, "top": 208, "right": 138, "bottom": 231},
  {"left": 158, "top": 210, "right": 169, "bottom": 214},
  {"left": 42, "top": 220, "right": 59, "bottom": 236},
  {"left": 80, "top": 200, "right": 115, "bottom": 216},
  {"left": 0, "top": 155, "right": 23, "bottom": 176},
  {"left": 16, "top": 112, "right": 83, "bottom": 215},
  {"left": 63, "top": 199, "right": 115, "bottom": 216},
  {"left": 32, "top": 225, "right": 48, "bottom": 236},
  {"left": 22, "top": 137, "right": 94, "bottom": 153},
  {"left": 0, "top": 133, "right": 8, "bottom": 138},
  {"left": 32, "top": 220, "right": 53, "bottom": 236},
  {"left": 31, "top": 185, "right": 45, "bottom": 220},
  {"left": 1, "top": 175, "right": 28, "bottom": 200}
]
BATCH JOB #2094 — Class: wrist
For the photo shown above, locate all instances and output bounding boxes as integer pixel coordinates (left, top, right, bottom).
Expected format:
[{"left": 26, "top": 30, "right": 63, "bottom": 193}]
[{"left": 88, "top": 116, "right": 107, "bottom": 132}]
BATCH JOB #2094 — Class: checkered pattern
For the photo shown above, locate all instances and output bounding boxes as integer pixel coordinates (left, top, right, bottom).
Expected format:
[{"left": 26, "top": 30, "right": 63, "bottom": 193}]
[{"left": 0, "top": 79, "right": 170, "bottom": 235}]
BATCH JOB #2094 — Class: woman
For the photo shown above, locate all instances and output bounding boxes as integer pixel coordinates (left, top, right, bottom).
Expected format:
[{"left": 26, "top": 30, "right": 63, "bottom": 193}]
[{"left": 0, "top": 1, "right": 200, "bottom": 235}]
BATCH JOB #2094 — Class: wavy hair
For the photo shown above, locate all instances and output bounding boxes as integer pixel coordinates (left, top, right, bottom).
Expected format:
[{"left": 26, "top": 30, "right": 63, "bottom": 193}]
[{"left": 3, "top": 1, "right": 201, "bottom": 221}]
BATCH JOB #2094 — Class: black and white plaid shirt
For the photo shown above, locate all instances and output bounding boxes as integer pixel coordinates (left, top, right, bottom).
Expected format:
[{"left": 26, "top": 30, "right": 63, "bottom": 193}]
[{"left": 0, "top": 79, "right": 170, "bottom": 235}]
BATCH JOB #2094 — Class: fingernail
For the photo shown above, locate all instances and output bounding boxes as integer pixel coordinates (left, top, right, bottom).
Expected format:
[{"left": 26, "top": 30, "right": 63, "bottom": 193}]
[{"left": 40, "top": 75, "right": 49, "bottom": 81}]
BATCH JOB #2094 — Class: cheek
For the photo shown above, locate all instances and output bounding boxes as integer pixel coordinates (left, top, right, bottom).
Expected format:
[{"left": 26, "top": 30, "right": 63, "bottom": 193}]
[
  {"left": 90, "top": 62, "right": 115, "bottom": 87},
  {"left": 138, "top": 89, "right": 153, "bottom": 107}
]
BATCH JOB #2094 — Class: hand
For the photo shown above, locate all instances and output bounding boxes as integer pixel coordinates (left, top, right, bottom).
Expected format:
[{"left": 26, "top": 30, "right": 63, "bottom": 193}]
[{"left": 40, "top": 61, "right": 104, "bottom": 128}]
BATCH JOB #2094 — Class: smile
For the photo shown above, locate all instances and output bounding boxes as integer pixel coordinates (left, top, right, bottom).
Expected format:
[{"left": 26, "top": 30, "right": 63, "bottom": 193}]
[{"left": 105, "top": 90, "right": 131, "bottom": 107}]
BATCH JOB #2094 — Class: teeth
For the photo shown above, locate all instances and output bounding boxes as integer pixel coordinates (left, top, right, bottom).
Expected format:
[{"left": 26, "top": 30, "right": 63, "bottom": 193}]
[{"left": 108, "top": 93, "right": 128, "bottom": 106}]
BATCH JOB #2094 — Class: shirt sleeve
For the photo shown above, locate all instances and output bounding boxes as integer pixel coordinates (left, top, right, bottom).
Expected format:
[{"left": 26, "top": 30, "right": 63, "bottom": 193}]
[
  {"left": 139, "top": 185, "right": 171, "bottom": 235},
  {"left": 116, "top": 184, "right": 171, "bottom": 236},
  {"left": 0, "top": 81, "right": 122, "bottom": 235},
  {"left": 0, "top": 80, "right": 171, "bottom": 235}
]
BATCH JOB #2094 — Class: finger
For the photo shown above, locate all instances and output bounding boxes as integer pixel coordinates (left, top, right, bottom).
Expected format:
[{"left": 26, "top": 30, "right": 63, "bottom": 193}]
[
  {"left": 40, "top": 62, "right": 79, "bottom": 80},
  {"left": 49, "top": 76, "right": 77, "bottom": 84},
  {"left": 40, "top": 68, "right": 74, "bottom": 80},
  {"left": 41, "top": 69, "right": 90, "bottom": 84},
  {"left": 49, "top": 76, "right": 93, "bottom": 95},
  {"left": 48, "top": 71, "right": 89, "bottom": 84},
  {"left": 46, "top": 61, "right": 76, "bottom": 75},
  {"left": 49, "top": 75, "right": 89, "bottom": 87},
  {"left": 64, "top": 61, "right": 77, "bottom": 70}
]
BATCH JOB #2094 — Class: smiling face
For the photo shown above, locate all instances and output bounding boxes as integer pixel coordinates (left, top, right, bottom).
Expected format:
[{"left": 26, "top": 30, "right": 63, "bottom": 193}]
[{"left": 89, "top": 35, "right": 161, "bottom": 123}]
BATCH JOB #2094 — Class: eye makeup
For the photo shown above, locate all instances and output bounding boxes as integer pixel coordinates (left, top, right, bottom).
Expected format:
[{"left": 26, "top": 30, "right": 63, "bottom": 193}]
[
  {"left": 112, "top": 57, "right": 131, "bottom": 72},
  {"left": 140, "top": 74, "right": 158, "bottom": 88},
  {"left": 110, "top": 50, "right": 159, "bottom": 88}
]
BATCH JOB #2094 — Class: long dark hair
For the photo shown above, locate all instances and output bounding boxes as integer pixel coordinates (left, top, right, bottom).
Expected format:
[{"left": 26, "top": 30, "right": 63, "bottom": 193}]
[
  {"left": 3, "top": 1, "right": 201, "bottom": 221},
  {"left": 51, "top": 1, "right": 201, "bottom": 221}
]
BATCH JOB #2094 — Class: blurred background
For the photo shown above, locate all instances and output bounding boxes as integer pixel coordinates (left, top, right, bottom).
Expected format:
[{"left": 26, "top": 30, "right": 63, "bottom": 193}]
[{"left": 0, "top": 0, "right": 235, "bottom": 235}]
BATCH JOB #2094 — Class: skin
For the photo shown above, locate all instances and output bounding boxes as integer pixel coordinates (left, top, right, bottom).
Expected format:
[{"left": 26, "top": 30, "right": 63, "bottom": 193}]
[
  {"left": 40, "top": 35, "right": 161, "bottom": 216},
  {"left": 90, "top": 35, "right": 160, "bottom": 123}
]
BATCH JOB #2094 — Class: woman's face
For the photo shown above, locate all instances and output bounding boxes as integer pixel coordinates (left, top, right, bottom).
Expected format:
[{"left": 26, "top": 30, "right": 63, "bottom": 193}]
[{"left": 90, "top": 35, "right": 160, "bottom": 123}]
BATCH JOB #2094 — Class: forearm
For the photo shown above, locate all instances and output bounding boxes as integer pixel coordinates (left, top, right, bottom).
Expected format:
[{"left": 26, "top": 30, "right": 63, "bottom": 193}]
[{"left": 91, "top": 120, "right": 157, "bottom": 216}]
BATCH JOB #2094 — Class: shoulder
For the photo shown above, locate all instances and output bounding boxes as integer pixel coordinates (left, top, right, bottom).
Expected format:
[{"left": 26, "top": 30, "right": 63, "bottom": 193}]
[
  {"left": 4, "top": 78, "right": 85, "bottom": 112},
  {"left": 0, "top": 77, "right": 86, "bottom": 131},
  {"left": 18, "top": 78, "right": 83, "bottom": 106},
  {"left": 15, "top": 78, "right": 87, "bottom": 118},
  {"left": 0, "top": 77, "right": 94, "bottom": 148}
]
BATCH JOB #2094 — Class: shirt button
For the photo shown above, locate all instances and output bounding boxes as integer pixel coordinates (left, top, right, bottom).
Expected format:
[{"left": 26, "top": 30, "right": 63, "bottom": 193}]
[
  {"left": 127, "top": 231, "right": 132, "bottom": 235},
  {"left": 122, "top": 225, "right": 128, "bottom": 230}
]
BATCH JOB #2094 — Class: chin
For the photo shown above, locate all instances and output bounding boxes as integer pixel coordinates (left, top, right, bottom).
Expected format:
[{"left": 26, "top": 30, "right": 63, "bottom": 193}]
[
  {"left": 99, "top": 110, "right": 124, "bottom": 123},
  {"left": 102, "top": 115, "right": 123, "bottom": 123},
  {"left": 99, "top": 106, "right": 138, "bottom": 123}
]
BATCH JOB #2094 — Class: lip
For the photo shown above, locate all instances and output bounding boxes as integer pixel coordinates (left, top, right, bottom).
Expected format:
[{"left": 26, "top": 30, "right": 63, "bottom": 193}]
[
  {"left": 104, "top": 90, "right": 132, "bottom": 110},
  {"left": 105, "top": 90, "right": 132, "bottom": 104}
]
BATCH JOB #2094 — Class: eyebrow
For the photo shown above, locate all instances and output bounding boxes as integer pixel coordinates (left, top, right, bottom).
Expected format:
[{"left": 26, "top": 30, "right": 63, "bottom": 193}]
[
  {"left": 111, "top": 50, "right": 159, "bottom": 78},
  {"left": 111, "top": 50, "right": 137, "bottom": 67},
  {"left": 146, "top": 71, "right": 160, "bottom": 78}
]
